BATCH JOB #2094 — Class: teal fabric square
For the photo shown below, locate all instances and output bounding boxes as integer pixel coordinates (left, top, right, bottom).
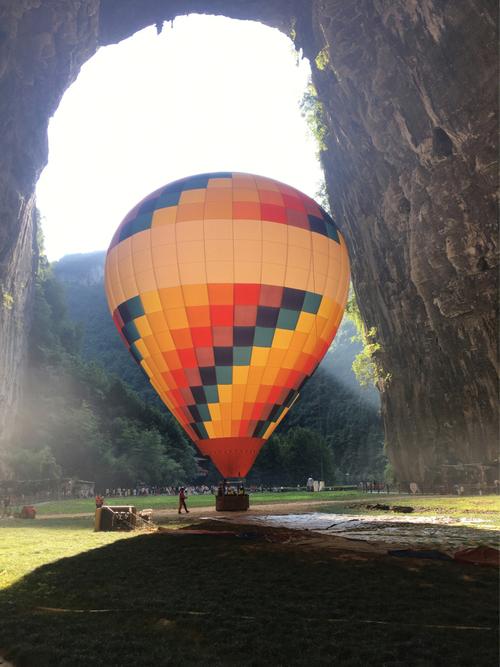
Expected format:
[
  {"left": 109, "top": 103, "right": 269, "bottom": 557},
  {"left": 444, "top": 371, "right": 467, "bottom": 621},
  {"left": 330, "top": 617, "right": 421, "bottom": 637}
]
[
  {"left": 277, "top": 308, "right": 300, "bottom": 330},
  {"left": 303, "top": 292, "right": 322, "bottom": 314},
  {"left": 216, "top": 366, "right": 233, "bottom": 384},
  {"left": 233, "top": 346, "right": 252, "bottom": 365},
  {"left": 253, "top": 326, "right": 274, "bottom": 347},
  {"left": 204, "top": 385, "right": 219, "bottom": 403},
  {"left": 196, "top": 404, "right": 211, "bottom": 421}
]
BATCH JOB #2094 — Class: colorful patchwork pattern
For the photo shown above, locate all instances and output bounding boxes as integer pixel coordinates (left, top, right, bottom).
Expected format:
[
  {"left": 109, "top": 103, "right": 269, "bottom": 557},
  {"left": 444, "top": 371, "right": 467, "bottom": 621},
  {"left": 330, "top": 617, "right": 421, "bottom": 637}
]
[{"left": 105, "top": 172, "right": 350, "bottom": 477}]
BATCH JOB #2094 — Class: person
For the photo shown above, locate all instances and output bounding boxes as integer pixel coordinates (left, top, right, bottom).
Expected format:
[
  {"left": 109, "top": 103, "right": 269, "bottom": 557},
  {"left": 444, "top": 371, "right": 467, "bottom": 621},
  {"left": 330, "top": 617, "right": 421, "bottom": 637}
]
[
  {"left": 95, "top": 494, "right": 104, "bottom": 508},
  {"left": 178, "top": 487, "right": 189, "bottom": 514}
]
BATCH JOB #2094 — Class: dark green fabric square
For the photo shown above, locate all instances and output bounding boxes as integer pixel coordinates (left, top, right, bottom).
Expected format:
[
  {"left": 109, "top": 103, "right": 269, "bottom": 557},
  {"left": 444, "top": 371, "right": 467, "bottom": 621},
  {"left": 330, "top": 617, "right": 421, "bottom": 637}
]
[
  {"left": 233, "top": 346, "right": 252, "bottom": 365},
  {"left": 277, "top": 308, "right": 300, "bottom": 330},
  {"left": 196, "top": 404, "right": 211, "bottom": 421},
  {"left": 303, "top": 292, "right": 322, "bottom": 314},
  {"left": 253, "top": 326, "right": 274, "bottom": 347},
  {"left": 216, "top": 366, "right": 233, "bottom": 385},
  {"left": 204, "top": 385, "right": 219, "bottom": 404},
  {"left": 123, "top": 320, "right": 140, "bottom": 344}
]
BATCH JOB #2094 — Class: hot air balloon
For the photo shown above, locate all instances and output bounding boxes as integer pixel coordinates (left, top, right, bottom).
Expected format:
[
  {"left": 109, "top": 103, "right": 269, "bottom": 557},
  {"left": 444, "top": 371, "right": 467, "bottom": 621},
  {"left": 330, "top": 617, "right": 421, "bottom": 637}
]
[{"left": 105, "top": 172, "right": 350, "bottom": 479}]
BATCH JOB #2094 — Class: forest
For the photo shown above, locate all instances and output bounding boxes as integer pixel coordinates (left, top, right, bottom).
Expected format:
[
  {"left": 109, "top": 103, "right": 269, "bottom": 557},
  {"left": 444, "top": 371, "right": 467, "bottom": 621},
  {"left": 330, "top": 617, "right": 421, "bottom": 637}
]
[{"left": 2, "top": 249, "right": 386, "bottom": 488}]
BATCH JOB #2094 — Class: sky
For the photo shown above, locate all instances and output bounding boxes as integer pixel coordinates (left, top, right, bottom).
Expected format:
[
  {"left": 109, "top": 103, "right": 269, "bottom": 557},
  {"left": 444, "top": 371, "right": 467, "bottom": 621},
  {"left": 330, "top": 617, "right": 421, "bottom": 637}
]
[{"left": 36, "top": 14, "right": 323, "bottom": 261}]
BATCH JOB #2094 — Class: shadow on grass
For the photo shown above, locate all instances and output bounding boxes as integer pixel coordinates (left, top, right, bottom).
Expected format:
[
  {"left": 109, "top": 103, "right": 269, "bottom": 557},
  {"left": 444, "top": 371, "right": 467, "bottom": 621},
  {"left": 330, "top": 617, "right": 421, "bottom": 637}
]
[{"left": 0, "top": 523, "right": 498, "bottom": 667}]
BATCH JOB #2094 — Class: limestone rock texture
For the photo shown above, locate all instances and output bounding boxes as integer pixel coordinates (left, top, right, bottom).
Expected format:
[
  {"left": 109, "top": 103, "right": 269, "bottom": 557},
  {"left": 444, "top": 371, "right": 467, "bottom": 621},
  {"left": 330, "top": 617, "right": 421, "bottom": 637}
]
[{"left": 0, "top": 0, "right": 497, "bottom": 483}]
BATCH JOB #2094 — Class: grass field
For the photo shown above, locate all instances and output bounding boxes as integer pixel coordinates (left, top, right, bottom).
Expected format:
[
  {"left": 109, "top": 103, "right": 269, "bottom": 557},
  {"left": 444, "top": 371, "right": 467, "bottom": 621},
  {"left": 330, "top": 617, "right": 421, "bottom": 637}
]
[
  {"left": 1, "top": 496, "right": 498, "bottom": 666},
  {"left": 32, "top": 490, "right": 365, "bottom": 515}
]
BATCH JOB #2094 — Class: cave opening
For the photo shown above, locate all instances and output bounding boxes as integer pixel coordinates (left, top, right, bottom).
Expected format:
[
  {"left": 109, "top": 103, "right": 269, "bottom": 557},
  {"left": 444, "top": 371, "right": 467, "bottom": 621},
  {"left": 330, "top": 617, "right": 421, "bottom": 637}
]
[{"left": 36, "top": 14, "right": 324, "bottom": 262}]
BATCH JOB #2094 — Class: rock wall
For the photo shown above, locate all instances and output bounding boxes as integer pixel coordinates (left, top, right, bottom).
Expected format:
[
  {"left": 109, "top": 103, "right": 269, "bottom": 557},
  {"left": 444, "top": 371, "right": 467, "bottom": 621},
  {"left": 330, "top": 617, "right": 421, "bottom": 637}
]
[{"left": 0, "top": 0, "right": 497, "bottom": 482}]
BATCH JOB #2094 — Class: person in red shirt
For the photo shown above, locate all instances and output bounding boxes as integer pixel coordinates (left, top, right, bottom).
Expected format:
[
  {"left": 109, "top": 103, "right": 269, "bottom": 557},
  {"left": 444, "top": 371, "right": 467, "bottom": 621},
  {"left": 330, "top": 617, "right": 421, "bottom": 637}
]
[{"left": 178, "top": 487, "right": 189, "bottom": 514}]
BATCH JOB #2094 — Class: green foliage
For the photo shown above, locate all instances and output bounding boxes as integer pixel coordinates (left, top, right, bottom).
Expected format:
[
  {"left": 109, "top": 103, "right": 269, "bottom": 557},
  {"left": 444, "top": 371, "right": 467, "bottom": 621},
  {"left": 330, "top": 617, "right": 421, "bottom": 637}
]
[
  {"left": 345, "top": 292, "right": 386, "bottom": 388},
  {"left": 8, "top": 247, "right": 197, "bottom": 488},
  {"left": 250, "top": 427, "right": 335, "bottom": 485},
  {"left": 315, "top": 46, "right": 330, "bottom": 71},
  {"left": 1, "top": 286, "right": 14, "bottom": 310},
  {"left": 300, "top": 83, "right": 328, "bottom": 152}
]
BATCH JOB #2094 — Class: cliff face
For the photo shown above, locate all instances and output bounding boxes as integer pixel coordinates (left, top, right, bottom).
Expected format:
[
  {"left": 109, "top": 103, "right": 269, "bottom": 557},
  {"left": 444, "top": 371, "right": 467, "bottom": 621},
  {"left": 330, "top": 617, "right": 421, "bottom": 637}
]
[{"left": 0, "top": 0, "right": 497, "bottom": 482}]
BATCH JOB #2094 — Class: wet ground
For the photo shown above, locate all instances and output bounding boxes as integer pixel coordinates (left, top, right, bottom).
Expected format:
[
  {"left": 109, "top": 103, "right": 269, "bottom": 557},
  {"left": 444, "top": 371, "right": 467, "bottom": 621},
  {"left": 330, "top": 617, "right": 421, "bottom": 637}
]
[{"left": 240, "top": 511, "right": 499, "bottom": 552}]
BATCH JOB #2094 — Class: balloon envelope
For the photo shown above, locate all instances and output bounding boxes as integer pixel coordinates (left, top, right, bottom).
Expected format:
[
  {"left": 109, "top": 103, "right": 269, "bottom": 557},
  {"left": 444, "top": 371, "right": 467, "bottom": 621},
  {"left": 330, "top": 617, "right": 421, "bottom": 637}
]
[{"left": 105, "top": 172, "right": 350, "bottom": 477}]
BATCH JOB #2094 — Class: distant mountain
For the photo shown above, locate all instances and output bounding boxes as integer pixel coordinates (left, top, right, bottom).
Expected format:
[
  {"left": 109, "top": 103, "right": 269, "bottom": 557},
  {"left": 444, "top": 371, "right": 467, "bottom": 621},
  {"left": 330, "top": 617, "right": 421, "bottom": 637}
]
[{"left": 54, "top": 251, "right": 385, "bottom": 479}]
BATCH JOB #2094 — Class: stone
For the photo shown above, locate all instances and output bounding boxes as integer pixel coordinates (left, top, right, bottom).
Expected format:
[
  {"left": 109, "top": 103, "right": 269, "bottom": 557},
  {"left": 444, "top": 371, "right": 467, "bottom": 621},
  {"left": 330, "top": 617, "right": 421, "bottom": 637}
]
[{"left": 0, "top": 1, "right": 497, "bottom": 484}]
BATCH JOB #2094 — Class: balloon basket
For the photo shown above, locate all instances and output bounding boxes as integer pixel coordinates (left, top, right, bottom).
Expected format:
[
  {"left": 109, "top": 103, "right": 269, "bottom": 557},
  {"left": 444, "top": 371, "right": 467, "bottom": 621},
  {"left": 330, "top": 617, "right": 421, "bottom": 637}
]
[
  {"left": 215, "top": 480, "right": 249, "bottom": 511},
  {"left": 215, "top": 494, "right": 250, "bottom": 511}
]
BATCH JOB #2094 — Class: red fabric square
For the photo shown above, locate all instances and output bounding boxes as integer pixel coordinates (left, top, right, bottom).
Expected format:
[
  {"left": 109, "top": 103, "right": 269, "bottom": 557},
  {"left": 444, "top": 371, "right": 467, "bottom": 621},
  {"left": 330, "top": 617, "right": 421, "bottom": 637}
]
[
  {"left": 261, "top": 203, "right": 287, "bottom": 224},
  {"left": 171, "top": 328, "right": 193, "bottom": 349},
  {"left": 178, "top": 348, "right": 197, "bottom": 368},
  {"left": 171, "top": 369, "right": 189, "bottom": 388},
  {"left": 282, "top": 194, "right": 305, "bottom": 211},
  {"left": 212, "top": 326, "right": 233, "bottom": 346},
  {"left": 234, "top": 283, "right": 260, "bottom": 305},
  {"left": 259, "top": 285, "right": 283, "bottom": 307},
  {"left": 163, "top": 350, "right": 181, "bottom": 370},
  {"left": 179, "top": 387, "right": 195, "bottom": 404},
  {"left": 234, "top": 305, "right": 257, "bottom": 326},
  {"left": 196, "top": 347, "right": 215, "bottom": 366},
  {"left": 303, "top": 197, "right": 323, "bottom": 217},
  {"left": 233, "top": 201, "right": 261, "bottom": 219},
  {"left": 287, "top": 208, "right": 310, "bottom": 229},
  {"left": 185, "top": 367, "right": 202, "bottom": 386},
  {"left": 210, "top": 304, "right": 233, "bottom": 326},
  {"left": 267, "top": 386, "right": 283, "bottom": 404},
  {"left": 113, "top": 309, "right": 124, "bottom": 330},
  {"left": 251, "top": 403, "right": 265, "bottom": 420},
  {"left": 238, "top": 420, "right": 250, "bottom": 437},
  {"left": 191, "top": 326, "right": 213, "bottom": 347}
]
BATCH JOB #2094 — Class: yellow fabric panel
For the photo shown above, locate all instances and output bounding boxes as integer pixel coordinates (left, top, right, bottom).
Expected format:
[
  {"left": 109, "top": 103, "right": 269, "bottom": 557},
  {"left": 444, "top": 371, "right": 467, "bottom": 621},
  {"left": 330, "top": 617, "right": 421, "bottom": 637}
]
[
  {"left": 233, "top": 219, "right": 262, "bottom": 240},
  {"left": 218, "top": 385, "right": 232, "bottom": 403},
  {"left": 284, "top": 266, "right": 310, "bottom": 292},
  {"left": 182, "top": 283, "right": 209, "bottom": 306},
  {"left": 234, "top": 261, "right": 261, "bottom": 283},
  {"left": 176, "top": 220, "right": 204, "bottom": 242},
  {"left": 178, "top": 262, "right": 206, "bottom": 284},
  {"left": 159, "top": 286, "right": 185, "bottom": 309},
  {"left": 135, "top": 315, "right": 153, "bottom": 338},
  {"left": 177, "top": 240, "right": 205, "bottom": 264},
  {"left": 272, "top": 329, "right": 294, "bottom": 349},
  {"left": 141, "top": 290, "right": 162, "bottom": 314},
  {"left": 203, "top": 219, "right": 233, "bottom": 239},
  {"left": 135, "top": 271, "right": 157, "bottom": 293},
  {"left": 233, "top": 366, "right": 250, "bottom": 384},
  {"left": 165, "top": 307, "right": 188, "bottom": 329},
  {"left": 208, "top": 177, "right": 232, "bottom": 188},
  {"left": 250, "top": 347, "right": 270, "bottom": 367},
  {"left": 154, "top": 329, "right": 176, "bottom": 352},
  {"left": 262, "top": 220, "right": 287, "bottom": 243},
  {"left": 179, "top": 188, "right": 206, "bottom": 204},
  {"left": 261, "top": 262, "right": 286, "bottom": 285},
  {"left": 151, "top": 224, "right": 176, "bottom": 246},
  {"left": 205, "top": 239, "right": 233, "bottom": 262},
  {"left": 152, "top": 206, "right": 177, "bottom": 226},
  {"left": 206, "top": 261, "right": 234, "bottom": 283}
]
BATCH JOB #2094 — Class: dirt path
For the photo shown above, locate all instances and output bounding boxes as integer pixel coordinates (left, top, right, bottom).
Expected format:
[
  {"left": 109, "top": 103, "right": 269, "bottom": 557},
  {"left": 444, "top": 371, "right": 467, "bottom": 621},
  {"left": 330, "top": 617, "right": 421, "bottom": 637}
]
[{"left": 39, "top": 497, "right": 364, "bottom": 520}]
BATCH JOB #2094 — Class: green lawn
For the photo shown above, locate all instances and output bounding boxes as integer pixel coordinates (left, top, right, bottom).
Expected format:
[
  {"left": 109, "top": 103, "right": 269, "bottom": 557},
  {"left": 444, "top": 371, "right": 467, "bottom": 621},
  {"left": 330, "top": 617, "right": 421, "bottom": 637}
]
[
  {"left": 0, "top": 517, "right": 134, "bottom": 589},
  {"left": 0, "top": 516, "right": 498, "bottom": 666},
  {"left": 33, "top": 490, "right": 365, "bottom": 515}
]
